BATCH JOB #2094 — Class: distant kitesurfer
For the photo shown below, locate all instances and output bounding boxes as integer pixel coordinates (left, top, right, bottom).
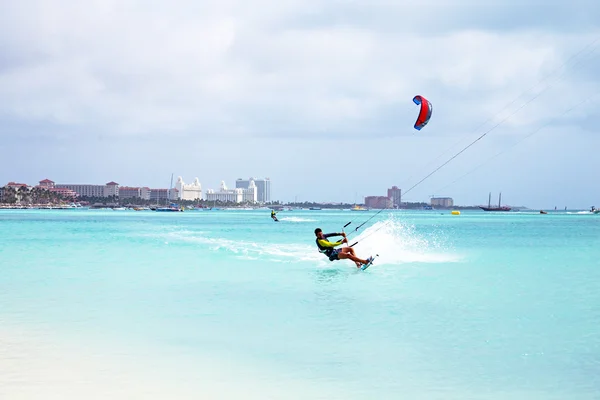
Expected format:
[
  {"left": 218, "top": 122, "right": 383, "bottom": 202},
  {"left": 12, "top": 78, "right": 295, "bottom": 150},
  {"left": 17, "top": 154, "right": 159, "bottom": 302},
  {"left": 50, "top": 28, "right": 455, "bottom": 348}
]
[
  {"left": 314, "top": 228, "right": 372, "bottom": 268},
  {"left": 271, "top": 210, "right": 279, "bottom": 221}
]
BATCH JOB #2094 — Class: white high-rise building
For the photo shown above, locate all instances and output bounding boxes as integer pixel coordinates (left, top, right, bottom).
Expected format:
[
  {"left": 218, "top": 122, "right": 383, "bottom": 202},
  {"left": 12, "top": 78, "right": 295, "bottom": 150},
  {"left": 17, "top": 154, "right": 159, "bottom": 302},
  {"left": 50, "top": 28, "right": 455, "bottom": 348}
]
[
  {"left": 104, "top": 182, "right": 119, "bottom": 197},
  {"left": 243, "top": 180, "right": 257, "bottom": 203},
  {"left": 206, "top": 180, "right": 257, "bottom": 203},
  {"left": 140, "top": 187, "right": 151, "bottom": 200},
  {"left": 236, "top": 177, "right": 270, "bottom": 203},
  {"left": 175, "top": 176, "right": 202, "bottom": 201}
]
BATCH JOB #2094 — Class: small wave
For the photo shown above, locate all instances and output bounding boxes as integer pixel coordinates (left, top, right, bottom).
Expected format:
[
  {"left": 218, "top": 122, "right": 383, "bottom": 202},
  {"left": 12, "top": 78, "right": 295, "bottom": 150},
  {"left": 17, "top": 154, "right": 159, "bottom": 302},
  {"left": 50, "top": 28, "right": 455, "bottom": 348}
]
[
  {"left": 168, "top": 232, "right": 325, "bottom": 264},
  {"left": 278, "top": 217, "right": 317, "bottom": 222}
]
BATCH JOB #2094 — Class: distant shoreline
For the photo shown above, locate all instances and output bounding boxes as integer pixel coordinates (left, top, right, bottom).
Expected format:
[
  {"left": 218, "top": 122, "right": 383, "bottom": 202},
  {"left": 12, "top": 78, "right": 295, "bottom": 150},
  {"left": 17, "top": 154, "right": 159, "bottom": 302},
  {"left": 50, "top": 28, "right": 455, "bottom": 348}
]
[{"left": 1, "top": 203, "right": 591, "bottom": 212}]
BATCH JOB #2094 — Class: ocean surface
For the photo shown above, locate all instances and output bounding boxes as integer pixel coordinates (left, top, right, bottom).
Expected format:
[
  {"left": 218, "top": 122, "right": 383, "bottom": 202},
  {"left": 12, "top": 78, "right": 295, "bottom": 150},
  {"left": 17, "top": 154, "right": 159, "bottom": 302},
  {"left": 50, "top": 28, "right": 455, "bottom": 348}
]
[{"left": 1, "top": 208, "right": 599, "bottom": 399}]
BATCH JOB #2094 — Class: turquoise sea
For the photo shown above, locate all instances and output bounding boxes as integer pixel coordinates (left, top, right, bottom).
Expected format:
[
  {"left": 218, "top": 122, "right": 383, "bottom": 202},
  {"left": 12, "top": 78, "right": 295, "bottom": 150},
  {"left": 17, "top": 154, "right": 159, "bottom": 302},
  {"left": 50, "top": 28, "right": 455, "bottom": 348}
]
[{"left": 1, "top": 208, "right": 599, "bottom": 399}]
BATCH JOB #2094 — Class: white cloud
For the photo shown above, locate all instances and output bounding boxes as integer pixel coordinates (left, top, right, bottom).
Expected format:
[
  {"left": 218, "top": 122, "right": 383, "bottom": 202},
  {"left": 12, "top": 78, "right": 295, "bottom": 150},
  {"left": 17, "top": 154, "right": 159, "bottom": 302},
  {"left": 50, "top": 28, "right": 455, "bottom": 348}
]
[
  {"left": 1, "top": 1, "right": 598, "bottom": 140},
  {"left": 0, "top": 0, "right": 599, "bottom": 206}
]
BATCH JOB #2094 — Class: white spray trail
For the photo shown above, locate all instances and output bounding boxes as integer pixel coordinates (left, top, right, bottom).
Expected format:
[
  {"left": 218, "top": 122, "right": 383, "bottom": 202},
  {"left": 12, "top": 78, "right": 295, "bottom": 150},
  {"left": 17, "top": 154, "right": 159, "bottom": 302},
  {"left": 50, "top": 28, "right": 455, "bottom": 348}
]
[
  {"left": 346, "top": 217, "right": 461, "bottom": 265},
  {"left": 147, "top": 216, "right": 460, "bottom": 267}
]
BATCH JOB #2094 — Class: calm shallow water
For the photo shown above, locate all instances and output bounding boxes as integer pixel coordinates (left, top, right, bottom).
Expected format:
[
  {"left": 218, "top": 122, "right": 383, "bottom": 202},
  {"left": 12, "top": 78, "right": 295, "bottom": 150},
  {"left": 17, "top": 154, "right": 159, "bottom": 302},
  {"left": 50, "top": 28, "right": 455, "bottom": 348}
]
[{"left": 1, "top": 209, "right": 599, "bottom": 399}]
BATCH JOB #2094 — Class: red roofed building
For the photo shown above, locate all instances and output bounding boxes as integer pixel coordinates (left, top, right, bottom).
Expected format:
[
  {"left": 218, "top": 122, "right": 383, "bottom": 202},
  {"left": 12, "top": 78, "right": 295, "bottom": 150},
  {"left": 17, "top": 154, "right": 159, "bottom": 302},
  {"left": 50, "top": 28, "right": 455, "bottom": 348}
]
[
  {"left": 6, "top": 182, "right": 29, "bottom": 189},
  {"left": 105, "top": 181, "right": 119, "bottom": 197},
  {"left": 38, "top": 179, "right": 55, "bottom": 188},
  {"left": 49, "top": 187, "right": 78, "bottom": 199},
  {"left": 34, "top": 179, "right": 77, "bottom": 199}
]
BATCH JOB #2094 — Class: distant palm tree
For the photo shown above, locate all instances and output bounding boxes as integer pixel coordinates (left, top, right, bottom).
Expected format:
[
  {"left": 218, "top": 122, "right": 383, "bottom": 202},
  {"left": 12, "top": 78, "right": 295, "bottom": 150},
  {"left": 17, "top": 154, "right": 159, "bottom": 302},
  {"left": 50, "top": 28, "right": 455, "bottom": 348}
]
[
  {"left": 17, "top": 186, "right": 29, "bottom": 204},
  {"left": 30, "top": 187, "right": 40, "bottom": 203},
  {"left": 2, "top": 186, "right": 17, "bottom": 204}
]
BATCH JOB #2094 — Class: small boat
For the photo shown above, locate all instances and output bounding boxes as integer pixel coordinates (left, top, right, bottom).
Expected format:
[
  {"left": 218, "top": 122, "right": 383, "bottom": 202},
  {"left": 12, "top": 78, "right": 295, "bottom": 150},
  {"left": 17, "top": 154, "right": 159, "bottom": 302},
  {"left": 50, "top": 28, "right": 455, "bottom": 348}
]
[
  {"left": 351, "top": 205, "right": 368, "bottom": 211},
  {"left": 540, "top": 210, "right": 547, "bottom": 214},
  {"left": 155, "top": 201, "right": 184, "bottom": 212},
  {"left": 154, "top": 174, "right": 184, "bottom": 212},
  {"left": 155, "top": 207, "right": 183, "bottom": 212}
]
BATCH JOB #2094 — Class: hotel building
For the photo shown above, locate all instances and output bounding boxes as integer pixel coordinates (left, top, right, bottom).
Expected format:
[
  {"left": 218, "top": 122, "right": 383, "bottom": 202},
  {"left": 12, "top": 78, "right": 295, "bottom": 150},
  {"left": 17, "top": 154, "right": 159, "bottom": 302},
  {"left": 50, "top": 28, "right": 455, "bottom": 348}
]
[
  {"left": 431, "top": 197, "right": 454, "bottom": 207},
  {"left": 387, "top": 186, "right": 402, "bottom": 208},
  {"left": 206, "top": 180, "right": 257, "bottom": 203},
  {"left": 55, "top": 181, "right": 120, "bottom": 197},
  {"left": 175, "top": 177, "right": 202, "bottom": 201},
  {"left": 365, "top": 196, "right": 393, "bottom": 209},
  {"left": 236, "top": 177, "right": 270, "bottom": 203},
  {"left": 119, "top": 186, "right": 151, "bottom": 200},
  {"left": 149, "top": 188, "right": 178, "bottom": 202},
  {"left": 37, "top": 180, "right": 78, "bottom": 199}
]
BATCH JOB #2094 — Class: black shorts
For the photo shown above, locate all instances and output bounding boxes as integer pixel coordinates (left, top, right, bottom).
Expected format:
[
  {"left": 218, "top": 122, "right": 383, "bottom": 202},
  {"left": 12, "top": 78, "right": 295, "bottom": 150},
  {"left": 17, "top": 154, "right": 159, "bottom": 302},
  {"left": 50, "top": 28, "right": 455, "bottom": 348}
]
[{"left": 328, "top": 249, "right": 340, "bottom": 261}]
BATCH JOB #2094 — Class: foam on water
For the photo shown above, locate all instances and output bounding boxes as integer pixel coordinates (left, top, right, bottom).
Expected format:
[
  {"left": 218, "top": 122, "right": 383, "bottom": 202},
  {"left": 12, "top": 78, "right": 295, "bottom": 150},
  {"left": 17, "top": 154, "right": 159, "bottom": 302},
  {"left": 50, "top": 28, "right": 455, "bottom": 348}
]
[
  {"left": 154, "top": 215, "right": 460, "bottom": 267},
  {"left": 347, "top": 216, "right": 461, "bottom": 265},
  {"left": 164, "top": 231, "right": 324, "bottom": 263},
  {"left": 278, "top": 216, "right": 317, "bottom": 222}
]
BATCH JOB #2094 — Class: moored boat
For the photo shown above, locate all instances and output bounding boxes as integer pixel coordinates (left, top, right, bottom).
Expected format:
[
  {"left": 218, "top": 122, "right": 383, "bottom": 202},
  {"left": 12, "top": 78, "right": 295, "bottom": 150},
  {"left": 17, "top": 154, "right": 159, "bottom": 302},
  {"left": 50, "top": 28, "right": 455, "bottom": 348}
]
[{"left": 480, "top": 192, "right": 511, "bottom": 212}]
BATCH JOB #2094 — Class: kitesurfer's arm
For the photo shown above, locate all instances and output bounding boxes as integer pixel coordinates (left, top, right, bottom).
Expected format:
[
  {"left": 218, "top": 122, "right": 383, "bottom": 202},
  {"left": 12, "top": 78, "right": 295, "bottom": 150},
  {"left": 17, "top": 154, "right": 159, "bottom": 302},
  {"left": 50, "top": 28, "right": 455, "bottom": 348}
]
[{"left": 317, "top": 238, "right": 343, "bottom": 248}]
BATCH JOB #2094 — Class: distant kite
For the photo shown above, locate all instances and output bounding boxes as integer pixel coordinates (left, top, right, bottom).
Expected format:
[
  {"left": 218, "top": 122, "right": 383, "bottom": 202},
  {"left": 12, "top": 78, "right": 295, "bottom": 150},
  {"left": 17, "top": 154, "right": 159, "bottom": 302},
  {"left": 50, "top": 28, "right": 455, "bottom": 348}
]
[{"left": 413, "top": 95, "right": 432, "bottom": 130}]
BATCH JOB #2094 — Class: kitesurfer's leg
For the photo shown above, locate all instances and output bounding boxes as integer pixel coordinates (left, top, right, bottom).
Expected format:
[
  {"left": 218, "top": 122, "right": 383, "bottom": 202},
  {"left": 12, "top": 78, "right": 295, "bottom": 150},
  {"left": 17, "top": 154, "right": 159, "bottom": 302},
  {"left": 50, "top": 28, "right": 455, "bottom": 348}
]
[
  {"left": 337, "top": 250, "right": 369, "bottom": 267},
  {"left": 337, "top": 247, "right": 361, "bottom": 267}
]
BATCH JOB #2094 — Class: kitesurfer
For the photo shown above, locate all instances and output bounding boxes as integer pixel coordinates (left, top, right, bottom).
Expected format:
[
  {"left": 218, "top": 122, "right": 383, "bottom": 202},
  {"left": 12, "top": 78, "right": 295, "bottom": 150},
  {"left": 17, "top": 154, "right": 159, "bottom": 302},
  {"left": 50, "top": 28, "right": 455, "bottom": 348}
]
[
  {"left": 314, "top": 228, "right": 372, "bottom": 268},
  {"left": 271, "top": 210, "right": 279, "bottom": 221}
]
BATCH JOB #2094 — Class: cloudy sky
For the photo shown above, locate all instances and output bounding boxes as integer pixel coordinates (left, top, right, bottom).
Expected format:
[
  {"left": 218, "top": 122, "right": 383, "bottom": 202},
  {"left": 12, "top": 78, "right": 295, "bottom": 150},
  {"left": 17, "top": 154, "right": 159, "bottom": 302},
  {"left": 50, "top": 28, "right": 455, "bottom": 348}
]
[{"left": 1, "top": 0, "right": 599, "bottom": 208}]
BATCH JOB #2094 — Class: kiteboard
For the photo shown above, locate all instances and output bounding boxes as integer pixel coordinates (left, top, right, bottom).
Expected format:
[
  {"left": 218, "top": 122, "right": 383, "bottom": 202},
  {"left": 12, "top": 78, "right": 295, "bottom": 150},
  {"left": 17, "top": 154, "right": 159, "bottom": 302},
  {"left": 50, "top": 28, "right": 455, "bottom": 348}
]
[{"left": 360, "top": 254, "right": 379, "bottom": 271}]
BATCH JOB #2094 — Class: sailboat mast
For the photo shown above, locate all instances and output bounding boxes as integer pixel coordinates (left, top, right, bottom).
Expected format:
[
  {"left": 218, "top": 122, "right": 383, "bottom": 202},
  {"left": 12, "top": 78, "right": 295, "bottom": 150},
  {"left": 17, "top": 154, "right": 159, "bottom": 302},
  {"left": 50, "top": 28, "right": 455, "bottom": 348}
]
[
  {"left": 499, "top": 192, "right": 502, "bottom": 208},
  {"left": 488, "top": 192, "right": 491, "bottom": 207},
  {"left": 169, "top": 173, "right": 174, "bottom": 205}
]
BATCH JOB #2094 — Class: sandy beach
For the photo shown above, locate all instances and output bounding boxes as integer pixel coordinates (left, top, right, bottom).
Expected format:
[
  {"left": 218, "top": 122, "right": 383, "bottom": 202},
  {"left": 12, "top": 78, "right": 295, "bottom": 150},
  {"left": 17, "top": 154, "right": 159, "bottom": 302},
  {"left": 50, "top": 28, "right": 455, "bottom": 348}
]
[{"left": 0, "top": 324, "right": 344, "bottom": 400}]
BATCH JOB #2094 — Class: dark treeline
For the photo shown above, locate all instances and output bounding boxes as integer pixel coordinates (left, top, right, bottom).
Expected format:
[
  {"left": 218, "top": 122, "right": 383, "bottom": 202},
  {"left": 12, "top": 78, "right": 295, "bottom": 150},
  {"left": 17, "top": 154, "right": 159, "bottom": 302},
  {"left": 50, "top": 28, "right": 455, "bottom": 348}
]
[{"left": 0, "top": 186, "right": 67, "bottom": 204}]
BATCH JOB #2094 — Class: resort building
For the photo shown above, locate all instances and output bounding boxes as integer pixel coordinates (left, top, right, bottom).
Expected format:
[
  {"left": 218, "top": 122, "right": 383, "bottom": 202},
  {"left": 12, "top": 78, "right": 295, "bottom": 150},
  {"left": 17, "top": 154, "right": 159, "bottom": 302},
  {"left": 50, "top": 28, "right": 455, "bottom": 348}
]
[
  {"left": 431, "top": 197, "right": 454, "bottom": 207},
  {"left": 55, "top": 181, "right": 120, "bottom": 198},
  {"left": 236, "top": 177, "right": 270, "bottom": 203},
  {"left": 119, "top": 186, "right": 151, "bottom": 200},
  {"left": 105, "top": 182, "right": 119, "bottom": 197},
  {"left": 387, "top": 186, "right": 402, "bottom": 208},
  {"left": 149, "top": 188, "right": 178, "bottom": 202},
  {"left": 365, "top": 196, "right": 393, "bottom": 209},
  {"left": 38, "top": 179, "right": 55, "bottom": 189},
  {"left": 36, "top": 179, "right": 78, "bottom": 199},
  {"left": 5, "top": 182, "right": 28, "bottom": 190},
  {"left": 206, "top": 180, "right": 257, "bottom": 203},
  {"left": 175, "top": 177, "right": 202, "bottom": 201}
]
